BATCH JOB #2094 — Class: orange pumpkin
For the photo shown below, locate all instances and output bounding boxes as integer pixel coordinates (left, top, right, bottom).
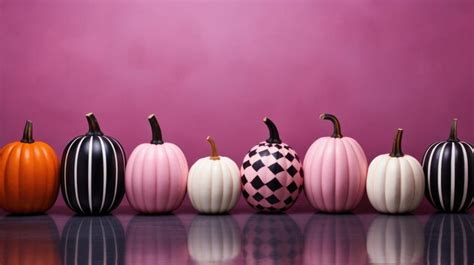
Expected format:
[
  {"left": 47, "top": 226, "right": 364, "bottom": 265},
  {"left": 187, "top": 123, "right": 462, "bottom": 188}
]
[{"left": 0, "top": 120, "right": 59, "bottom": 213}]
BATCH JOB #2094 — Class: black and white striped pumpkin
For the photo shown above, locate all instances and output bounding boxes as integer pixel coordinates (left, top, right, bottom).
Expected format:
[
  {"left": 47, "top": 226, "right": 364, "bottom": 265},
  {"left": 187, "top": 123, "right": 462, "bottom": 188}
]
[
  {"left": 422, "top": 119, "right": 473, "bottom": 212},
  {"left": 60, "top": 113, "right": 126, "bottom": 215},
  {"left": 61, "top": 216, "right": 125, "bottom": 265}
]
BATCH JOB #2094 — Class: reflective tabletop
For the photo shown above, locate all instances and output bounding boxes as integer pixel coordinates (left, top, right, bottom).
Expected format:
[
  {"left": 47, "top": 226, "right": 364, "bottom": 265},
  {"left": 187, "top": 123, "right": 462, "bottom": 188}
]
[{"left": 0, "top": 208, "right": 472, "bottom": 265}]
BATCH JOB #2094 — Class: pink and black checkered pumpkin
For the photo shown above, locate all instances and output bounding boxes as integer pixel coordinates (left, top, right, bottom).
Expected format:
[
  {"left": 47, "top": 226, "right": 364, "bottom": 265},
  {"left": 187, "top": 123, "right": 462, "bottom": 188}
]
[{"left": 241, "top": 117, "right": 303, "bottom": 212}]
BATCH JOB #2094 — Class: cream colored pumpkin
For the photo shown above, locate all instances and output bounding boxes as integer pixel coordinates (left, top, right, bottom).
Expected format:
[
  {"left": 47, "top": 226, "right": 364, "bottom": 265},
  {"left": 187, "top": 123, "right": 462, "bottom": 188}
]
[
  {"left": 366, "top": 129, "right": 425, "bottom": 214},
  {"left": 187, "top": 137, "right": 240, "bottom": 214}
]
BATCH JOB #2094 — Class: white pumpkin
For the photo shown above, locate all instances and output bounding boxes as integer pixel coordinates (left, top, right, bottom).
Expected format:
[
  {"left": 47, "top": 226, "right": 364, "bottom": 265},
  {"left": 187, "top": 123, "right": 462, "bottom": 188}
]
[
  {"left": 187, "top": 215, "right": 241, "bottom": 263},
  {"left": 187, "top": 137, "right": 241, "bottom": 214},
  {"left": 366, "top": 129, "right": 425, "bottom": 214},
  {"left": 367, "top": 215, "right": 424, "bottom": 264}
]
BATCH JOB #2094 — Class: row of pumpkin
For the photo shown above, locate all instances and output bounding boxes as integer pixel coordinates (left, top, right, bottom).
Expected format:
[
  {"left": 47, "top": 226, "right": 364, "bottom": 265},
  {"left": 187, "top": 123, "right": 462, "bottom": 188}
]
[
  {"left": 0, "top": 113, "right": 472, "bottom": 215},
  {"left": 2, "top": 213, "right": 471, "bottom": 265}
]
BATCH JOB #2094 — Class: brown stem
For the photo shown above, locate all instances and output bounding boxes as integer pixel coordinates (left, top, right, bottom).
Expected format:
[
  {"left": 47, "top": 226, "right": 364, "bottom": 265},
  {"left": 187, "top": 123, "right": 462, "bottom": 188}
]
[
  {"left": 86, "top": 113, "right": 103, "bottom": 136},
  {"left": 263, "top": 117, "right": 282, "bottom": 144},
  {"left": 320, "top": 113, "right": 343, "bottom": 138},
  {"left": 148, "top": 114, "right": 164, "bottom": 144},
  {"left": 207, "top": 136, "right": 220, "bottom": 160},
  {"left": 390, "top": 128, "right": 404, "bottom": 157},
  {"left": 20, "top": 120, "right": 34, "bottom": 143},
  {"left": 448, "top": 118, "right": 459, "bottom": 142}
]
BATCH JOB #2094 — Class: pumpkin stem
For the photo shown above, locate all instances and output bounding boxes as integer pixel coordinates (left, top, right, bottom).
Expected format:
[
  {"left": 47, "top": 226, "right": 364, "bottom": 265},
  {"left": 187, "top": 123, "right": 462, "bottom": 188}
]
[
  {"left": 148, "top": 114, "right": 164, "bottom": 144},
  {"left": 20, "top": 120, "right": 34, "bottom": 143},
  {"left": 263, "top": 117, "right": 282, "bottom": 144},
  {"left": 448, "top": 118, "right": 459, "bottom": 142},
  {"left": 320, "top": 113, "right": 343, "bottom": 138},
  {"left": 390, "top": 128, "right": 404, "bottom": 157},
  {"left": 86, "top": 113, "right": 104, "bottom": 136},
  {"left": 207, "top": 136, "right": 220, "bottom": 160}
]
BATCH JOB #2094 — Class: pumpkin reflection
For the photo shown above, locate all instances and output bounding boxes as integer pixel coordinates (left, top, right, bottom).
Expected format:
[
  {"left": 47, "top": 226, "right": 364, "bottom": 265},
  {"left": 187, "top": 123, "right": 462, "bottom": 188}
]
[
  {"left": 243, "top": 214, "right": 303, "bottom": 265},
  {"left": 304, "top": 214, "right": 367, "bottom": 264},
  {"left": 0, "top": 215, "right": 60, "bottom": 265},
  {"left": 367, "top": 215, "right": 424, "bottom": 264},
  {"left": 126, "top": 215, "right": 188, "bottom": 265},
  {"left": 425, "top": 214, "right": 473, "bottom": 265},
  {"left": 61, "top": 216, "right": 125, "bottom": 265},
  {"left": 188, "top": 215, "right": 241, "bottom": 263}
]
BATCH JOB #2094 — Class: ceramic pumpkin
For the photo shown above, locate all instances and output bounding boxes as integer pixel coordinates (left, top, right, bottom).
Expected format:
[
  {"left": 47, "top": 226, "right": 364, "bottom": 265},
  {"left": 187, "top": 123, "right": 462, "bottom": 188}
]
[
  {"left": 61, "top": 113, "right": 126, "bottom": 215},
  {"left": 187, "top": 137, "right": 240, "bottom": 214},
  {"left": 126, "top": 215, "right": 188, "bottom": 265},
  {"left": 367, "top": 215, "right": 424, "bottom": 264},
  {"left": 422, "top": 119, "right": 473, "bottom": 212},
  {"left": 0, "top": 215, "right": 60, "bottom": 265},
  {"left": 303, "top": 214, "right": 367, "bottom": 265},
  {"left": 61, "top": 216, "right": 125, "bottom": 265},
  {"left": 243, "top": 214, "right": 303, "bottom": 265},
  {"left": 366, "top": 129, "right": 425, "bottom": 214},
  {"left": 303, "top": 114, "right": 368, "bottom": 213},
  {"left": 187, "top": 215, "right": 241, "bottom": 263},
  {"left": 0, "top": 120, "right": 59, "bottom": 214},
  {"left": 125, "top": 114, "right": 188, "bottom": 213},
  {"left": 241, "top": 117, "right": 303, "bottom": 212},
  {"left": 425, "top": 214, "right": 473, "bottom": 265}
]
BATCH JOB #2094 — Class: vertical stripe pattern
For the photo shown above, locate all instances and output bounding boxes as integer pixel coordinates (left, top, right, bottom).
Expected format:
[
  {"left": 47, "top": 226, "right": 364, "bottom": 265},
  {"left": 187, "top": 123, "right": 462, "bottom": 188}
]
[
  {"left": 422, "top": 140, "right": 474, "bottom": 212},
  {"left": 61, "top": 216, "right": 125, "bottom": 265},
  {"left": 60, "top": 135, "right": 126, "bottom": 215},
  {"left": 425, "top": 214, "right": 474, "bottom": 265}
]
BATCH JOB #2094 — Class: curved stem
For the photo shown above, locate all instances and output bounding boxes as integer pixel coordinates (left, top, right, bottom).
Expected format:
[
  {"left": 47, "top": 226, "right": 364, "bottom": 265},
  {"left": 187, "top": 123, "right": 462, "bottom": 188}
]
[
  {"left": 320, "top": 113, "right": 343, "bottom": 138},
  {"left": 263, "top": 117, "right": 282, "bottom": 144},
  {"left": 448, "top": 118, "right": 459, "bottom": 142},
  {"left": 86, "top": 113, "right": 103, "bottom": 136},
  {"left": 390, "top": 128, "right": 404, "bottom": 157},
  {"left": 20, "top": 120, "right": 34, "bottom": 143},
  {"left": 148, "top": 114, "right": 164, "bottom": 144},
  {"left": 206, "top": 136, "right": 220, "bottom": 160}
]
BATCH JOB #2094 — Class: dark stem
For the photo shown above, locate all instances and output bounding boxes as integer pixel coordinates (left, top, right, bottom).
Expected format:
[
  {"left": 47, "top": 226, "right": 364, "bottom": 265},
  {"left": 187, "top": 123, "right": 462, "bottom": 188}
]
[
  {"left": 263, "top": 117, "right": 282, "bottom": 144},
  {"left": 390, "top": 128, "right": 404, "bottom": 157},
  {"left": 448, "top": 118, "right": 459, "bottom": 142},
  {"left": 20, "top": 120, "right": 34, "bottom": 143},
  {"left": 207, "top": 136, "right": 220, "bottom": 160},
  {"left": 320, "top": 113, "right": 343, "bottom": 138},
  {"left": 86, "top": 113, "right": 103, "bottom": 136},
  {"left": 148, "top": 114, "right": 164, "bottom": 144}
]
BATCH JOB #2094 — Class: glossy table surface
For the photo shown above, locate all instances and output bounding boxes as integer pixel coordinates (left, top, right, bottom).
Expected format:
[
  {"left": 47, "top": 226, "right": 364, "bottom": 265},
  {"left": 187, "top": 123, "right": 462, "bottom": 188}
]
[{"left": 0, "top": 207, "right": 472, "bottom": 265}]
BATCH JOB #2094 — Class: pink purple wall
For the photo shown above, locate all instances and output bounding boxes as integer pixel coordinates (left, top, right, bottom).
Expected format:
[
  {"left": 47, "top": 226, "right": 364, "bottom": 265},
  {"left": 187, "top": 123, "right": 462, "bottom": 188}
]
[{"left": 1, "top": 0, "right": 473, "bottom": 212}]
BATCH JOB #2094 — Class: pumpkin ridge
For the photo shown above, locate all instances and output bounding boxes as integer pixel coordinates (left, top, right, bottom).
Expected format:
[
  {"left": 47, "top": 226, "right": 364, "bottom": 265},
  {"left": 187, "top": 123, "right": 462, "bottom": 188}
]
[
  {"left": 457, "top": 142, "right": 470, "bottom": 211},
  {"left": 35, "top": 145, "right": 49, "bottom": 211},
  {"left": 349, "top": 137, "right": 368, "bottom": 204},
  {"left": 340, "top": 139, "right": 352, "bottom": 211},
  {"left": 218, "top": 160, "right": 226, "bottom": 212},
  {"left": 137, "top": 146, "right": 148, "bottom": 212},
  {"left": 317, "top": 138, "right": 331, "bottom": 211},
  {"left": 103, "top": 136, "right": 121, "bottom": 213},
  {"left": 16, "top": 144, "right": 26, "bottom": 212},
  {"left": 380, "top": 157, "right": 390, "bottom": 213},
  {"left": 162, "top": 144, "right": 172, "bottom": 211},
  {"left": 404, "top": 157, "right": 417, "bottom": 212},
  {"left": 425, "top": 142, "right": 443, "bottom": 207}
]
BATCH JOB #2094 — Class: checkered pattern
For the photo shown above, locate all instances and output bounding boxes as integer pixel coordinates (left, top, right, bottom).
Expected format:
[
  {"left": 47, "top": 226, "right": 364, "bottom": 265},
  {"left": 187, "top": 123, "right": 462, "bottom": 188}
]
[
  {"left": 241, "top": 142, "right": 303, "bottom": 212},
  {"left": 242, "top": 214, "right": 303, "bottom": 265}
]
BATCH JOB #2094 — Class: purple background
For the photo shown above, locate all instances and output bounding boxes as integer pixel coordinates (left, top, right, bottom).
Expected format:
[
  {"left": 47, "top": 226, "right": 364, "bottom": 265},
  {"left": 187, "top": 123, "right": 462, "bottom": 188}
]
[{"left": 1, "top": 0, "right": 473, "bottom": 213}]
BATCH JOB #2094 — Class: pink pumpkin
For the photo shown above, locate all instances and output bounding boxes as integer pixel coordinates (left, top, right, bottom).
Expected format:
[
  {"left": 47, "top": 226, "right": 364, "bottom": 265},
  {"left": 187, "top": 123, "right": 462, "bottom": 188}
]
[
  {"left": 303, "top": 114, "right": 368, "bottom": 212},
  {"left": 125, "top": 114, "right": 188, "bottom": 213}
]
